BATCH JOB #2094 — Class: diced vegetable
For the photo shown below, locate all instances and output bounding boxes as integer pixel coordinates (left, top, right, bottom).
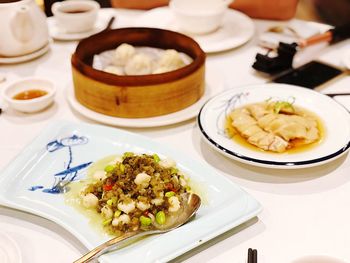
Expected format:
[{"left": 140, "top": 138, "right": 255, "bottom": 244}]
[
  {"left": 156, "top": 211, "right": 166, "bottom": 225},
  {"left": 165, "top": 191, "right": 175, "bottom": 198},
  {"left": 103, "top": 184, "right": 113, "bottom": 191},
  {"left": 153, "top": 154, "right": 160, "bottom": 163},
  {"left": 119, "top": 163, "right": 125, "bottom": 173},
  {"left": 104, "top": 164, "right": 115, "bottom": 173},
  {"left": 170, "top": 167, "right": 178, "bottom": 174},
  {"left": 123, "top": 152, "right": 134, "bottom": 158},
  {"left": 114, "top": 210, "right": 122, "bottom": 218},
  {"left": 103, "top": 218, "right": 112, "bottom": 226},
  {"left": 140, "top": 215, "right": 152, "bottom": 226},
  {"left": 107, "top": 197, "right": 117, "bottom": 206}
]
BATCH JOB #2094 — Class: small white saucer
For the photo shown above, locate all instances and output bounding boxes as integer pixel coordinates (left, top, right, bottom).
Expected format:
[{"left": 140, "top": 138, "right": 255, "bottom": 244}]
[
  {"left": 0, "top": 232, "right": 22, "bottom": 263},
  {"left": 47, "top": 16, "right": 105, "bottom": 41},
  {"left": 0, "top": 42, "right": 50, "bottom": 65},
  {"left": 135, "top": 7, "right": 255, "bottom": 53}
]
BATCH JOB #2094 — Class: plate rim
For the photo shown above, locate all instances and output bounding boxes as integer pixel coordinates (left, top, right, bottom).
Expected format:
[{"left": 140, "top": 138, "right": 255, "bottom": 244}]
[
  {"left": 0, "top": 41, "right": 51, "bottom": 64},
  {"left": 197, "top": 83, "right": 350, "bottom": 168},
  {"left": 0, "top": 121, "right": 262, "bottom": 262},
  {"left": 0, "top": 231, "right": 22, "bottom": 263},
  {"left": 134, "top": 7, "right": 255, "bottom": 53},
  {"left": 66, "top": 79, "right": 222, "bottom": 128},
  {"left": 47, "top": 16, "right": 105, "bottom": 41}
]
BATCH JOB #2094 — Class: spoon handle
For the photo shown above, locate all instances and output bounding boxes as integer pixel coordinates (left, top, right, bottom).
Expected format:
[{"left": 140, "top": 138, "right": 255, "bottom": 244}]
[{"left": 73, "top": 231, "right": 140, "bottom": 263}]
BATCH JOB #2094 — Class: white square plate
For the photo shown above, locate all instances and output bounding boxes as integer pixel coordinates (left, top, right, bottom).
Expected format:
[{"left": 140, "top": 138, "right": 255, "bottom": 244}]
[{"left": 0, "top": 122, "right": 261, "bottom": 262}]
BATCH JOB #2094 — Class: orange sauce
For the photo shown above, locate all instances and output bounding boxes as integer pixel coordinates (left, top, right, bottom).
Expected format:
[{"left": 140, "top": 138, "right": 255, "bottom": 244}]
[
  {"left": 225, "top": 106, "right": 325, "bottom": 155},
  {"left": 13, "top": 89, "right": 47, "bottom": 100}
]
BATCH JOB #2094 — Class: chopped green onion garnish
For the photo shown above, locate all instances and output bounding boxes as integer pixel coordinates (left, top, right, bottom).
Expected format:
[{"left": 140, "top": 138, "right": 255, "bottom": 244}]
[{"left": 272, "top": 98, "right": 295, "bottom": 114}]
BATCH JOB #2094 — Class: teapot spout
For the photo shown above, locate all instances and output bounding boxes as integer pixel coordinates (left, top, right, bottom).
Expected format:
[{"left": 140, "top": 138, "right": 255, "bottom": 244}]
[{"left": 10, "top": 5, "right": 34, "bottom": 43}]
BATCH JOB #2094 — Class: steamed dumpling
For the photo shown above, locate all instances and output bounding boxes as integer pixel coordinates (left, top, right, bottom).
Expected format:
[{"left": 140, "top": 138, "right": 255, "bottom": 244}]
[
  {"left": 103, "top": 65, "right": 124, "bottom": 75},
  {"left": 152, "top": 66, "right": 171, "bottom": 74},
  {"left": 113, "top": 43, "right": 136, "bottom": 66},
  {"left": 157, "top": 49, "right": 185, "bottom": 71},
  {"left": 125, "top": 54, "right": 153, "bottom": 75}
]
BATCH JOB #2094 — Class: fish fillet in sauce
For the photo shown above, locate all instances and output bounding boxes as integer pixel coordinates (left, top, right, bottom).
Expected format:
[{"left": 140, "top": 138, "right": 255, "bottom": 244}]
[{"left": 229, "top": 102, "right": 320, "bottom": 153}]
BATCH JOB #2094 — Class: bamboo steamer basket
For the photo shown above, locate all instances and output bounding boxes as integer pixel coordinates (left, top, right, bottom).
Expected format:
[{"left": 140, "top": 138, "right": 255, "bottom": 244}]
[{"left": 71, "top": 27, "right": 206, "bottom": 118}]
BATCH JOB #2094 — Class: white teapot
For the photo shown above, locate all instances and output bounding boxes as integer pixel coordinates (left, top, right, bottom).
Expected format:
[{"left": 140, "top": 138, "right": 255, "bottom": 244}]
[{"left": 0, "top": 0, "right": 49, "bottom": 57}]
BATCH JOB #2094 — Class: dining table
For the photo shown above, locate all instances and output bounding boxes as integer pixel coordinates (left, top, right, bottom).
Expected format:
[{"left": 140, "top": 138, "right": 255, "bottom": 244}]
[{"left": 1, "top": 7, "right": 350, "bottom": 263}]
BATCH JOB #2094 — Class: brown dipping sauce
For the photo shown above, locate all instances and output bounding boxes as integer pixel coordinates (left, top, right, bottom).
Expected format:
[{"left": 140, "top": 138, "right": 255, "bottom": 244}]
[
  {"left": 62, "top": 8, "right": 91, "bottom": 14},
  {"left": 13, "top": 89, "right": 47, "bottom": 100}
]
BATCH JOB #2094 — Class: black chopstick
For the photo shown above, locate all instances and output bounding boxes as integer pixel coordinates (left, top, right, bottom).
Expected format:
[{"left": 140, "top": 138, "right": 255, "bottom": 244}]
[
  {"left": 247, "top": 248, "right": 258, "bottom": 263},
  {"left": 102, "top": 16, "right": 115, "bottom": 32},
  {"left": 324, "top": 93, "right": 350, "bottom": 98}
]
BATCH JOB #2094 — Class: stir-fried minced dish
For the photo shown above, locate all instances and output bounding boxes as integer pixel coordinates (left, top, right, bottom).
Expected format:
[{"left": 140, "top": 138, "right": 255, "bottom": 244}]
[{"left": 80, "top": 152, "right": 191, "bottom": 235}]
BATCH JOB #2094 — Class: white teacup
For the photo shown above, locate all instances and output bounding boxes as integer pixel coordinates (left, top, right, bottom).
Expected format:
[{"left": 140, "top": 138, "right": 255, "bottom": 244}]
[
  {"left": 169, "top": 0, "right": 233, "bottom": 35},
  {"left": 52, "top": 0, "right": 100, "bottom": 33}
]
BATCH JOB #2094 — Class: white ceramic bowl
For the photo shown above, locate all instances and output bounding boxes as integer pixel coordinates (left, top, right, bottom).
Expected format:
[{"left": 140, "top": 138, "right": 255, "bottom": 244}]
[
  {"left": 169, "top": 0, "right": 233, "bottom": 35},
  {"left": 51, "top": 0, "right": 100, "bottom": 33},
  {"left": 2, "top": 78, "right": 56, "bottom": 113}
]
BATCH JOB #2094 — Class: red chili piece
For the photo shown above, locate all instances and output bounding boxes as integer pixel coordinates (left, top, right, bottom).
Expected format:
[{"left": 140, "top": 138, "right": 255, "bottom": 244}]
[{"left": 103, "top": 184, "right": 113, "bottom": 191}]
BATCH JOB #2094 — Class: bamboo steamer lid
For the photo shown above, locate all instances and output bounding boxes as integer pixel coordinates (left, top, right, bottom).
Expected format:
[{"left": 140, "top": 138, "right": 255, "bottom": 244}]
[{"left": 71, "top": 27, "right": 206, "bottom": 118}]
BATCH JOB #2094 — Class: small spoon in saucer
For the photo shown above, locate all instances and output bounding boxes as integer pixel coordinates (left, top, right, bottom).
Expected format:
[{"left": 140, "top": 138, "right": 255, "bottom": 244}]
[{"left": 73, "top": 192, "right": 201, "bottom": 263}]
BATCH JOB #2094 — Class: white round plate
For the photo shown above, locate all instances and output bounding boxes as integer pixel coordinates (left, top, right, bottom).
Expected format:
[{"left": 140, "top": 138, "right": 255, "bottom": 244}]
[
  {"left": 0, "top": 232, "right": 22, "bottom": 263},
  {"left": 47, "top": 17, "right": 105, "bottom": 41},
  {"left": 134, "top": 7, "right": 255, "bottom": 53},
  {"left": 0, "top": 42, "right": 50, "bottom": 64},
  {"left": 198, "top": 83, "right": 350, "bottom": 169},
  {"left": 67, "top": 72, "right": 224, "bottom": 127}
]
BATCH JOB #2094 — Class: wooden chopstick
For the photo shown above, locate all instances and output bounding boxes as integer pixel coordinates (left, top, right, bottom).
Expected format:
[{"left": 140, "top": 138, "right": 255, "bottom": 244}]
[{"left": 247, "top": 248, "right": 258, "bottom": 263}]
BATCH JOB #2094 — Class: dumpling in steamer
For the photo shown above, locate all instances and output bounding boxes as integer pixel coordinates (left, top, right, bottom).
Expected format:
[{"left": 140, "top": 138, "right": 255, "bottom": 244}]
[
  {"left": 103, "top": 65, "right": 124, "bottom": 75},
  {"left": 155, "top": 49, "right": 185, "bottom": 72},
  {"left": 125, "top": 54, "right": 153, "bottom": 75},
  {"left": 113, "top": 43, "right": 136, "bottom": 67}
]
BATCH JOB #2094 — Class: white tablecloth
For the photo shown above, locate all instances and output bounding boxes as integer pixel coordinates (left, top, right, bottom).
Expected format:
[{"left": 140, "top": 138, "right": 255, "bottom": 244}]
[{"left": 1, "top": 8, "right": 350, "bottom": 263}]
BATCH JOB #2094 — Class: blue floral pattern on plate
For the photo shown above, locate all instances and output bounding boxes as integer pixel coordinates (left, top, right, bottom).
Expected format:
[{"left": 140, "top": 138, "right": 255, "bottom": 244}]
[{"left": 29, "top": 134, "right": 91, "bottom": 194}]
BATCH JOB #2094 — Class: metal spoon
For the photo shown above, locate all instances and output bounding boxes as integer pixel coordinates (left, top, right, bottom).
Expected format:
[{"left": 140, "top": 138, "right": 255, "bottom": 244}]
[{"left": 73, "top": 193, "right": 201, "bottom": 263}]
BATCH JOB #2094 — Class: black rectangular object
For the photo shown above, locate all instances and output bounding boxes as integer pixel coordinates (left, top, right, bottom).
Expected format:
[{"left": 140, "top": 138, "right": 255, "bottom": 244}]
[{"left": 272, "top": 61, "right": 343, "bottom": 89}]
